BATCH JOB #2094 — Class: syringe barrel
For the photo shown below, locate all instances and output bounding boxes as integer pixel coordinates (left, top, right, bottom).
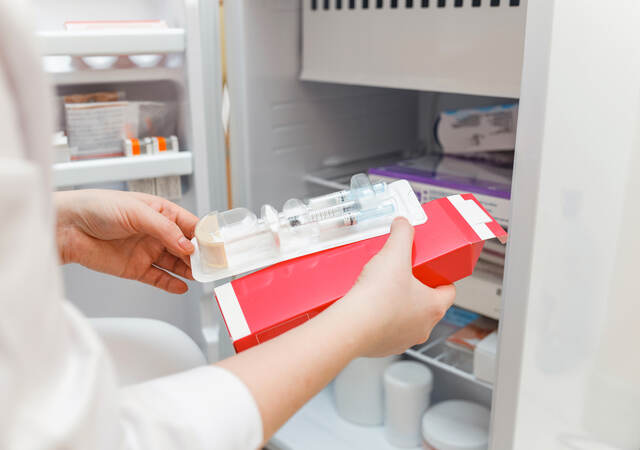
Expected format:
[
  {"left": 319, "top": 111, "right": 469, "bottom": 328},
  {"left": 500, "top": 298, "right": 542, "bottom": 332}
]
[
  {"left": 307, "top": 201, "right": 357, "bottom": 222},
  {"left": 306, "top": 181, "right": 388, "bottom": 209},
  {"left": 357, "top": 202, "right": 396, "bottom": 223}
]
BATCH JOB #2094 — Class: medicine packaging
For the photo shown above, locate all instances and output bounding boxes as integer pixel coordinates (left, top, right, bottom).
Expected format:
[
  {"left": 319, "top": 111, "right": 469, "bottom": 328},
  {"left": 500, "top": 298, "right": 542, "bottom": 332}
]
[
  {"left": 213, "top": 193, "right": 507, "bottom": 352},
  {"left": 191, "top": 173, "right": 426, "bottom": 282}
]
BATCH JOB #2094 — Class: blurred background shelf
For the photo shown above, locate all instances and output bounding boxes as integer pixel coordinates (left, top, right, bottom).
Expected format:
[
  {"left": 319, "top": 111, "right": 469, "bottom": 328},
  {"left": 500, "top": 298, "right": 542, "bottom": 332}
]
[
  {"left": 37, "top": 28, "right": 185, "bottom": 56},
  {"left": 53, "top": 151, "right": 193, "bottom": 188},
  {"left": 47, "top": 66, "right": 183, "bottom": 85}
]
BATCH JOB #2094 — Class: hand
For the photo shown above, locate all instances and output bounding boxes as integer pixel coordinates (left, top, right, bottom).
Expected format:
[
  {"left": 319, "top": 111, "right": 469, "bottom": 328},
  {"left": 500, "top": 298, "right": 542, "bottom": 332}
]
[
  {"left": 55, "top": 189, "right": 198, "bottom": 294},
  {"left": 336, "top": 217, "right": 456, "bottom": 357}
]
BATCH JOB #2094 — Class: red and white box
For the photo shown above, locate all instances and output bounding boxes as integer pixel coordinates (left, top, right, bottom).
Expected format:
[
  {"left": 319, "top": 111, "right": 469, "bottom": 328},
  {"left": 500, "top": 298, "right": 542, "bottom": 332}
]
[{"left": 214, "top": 194, "right": 508, "bottom": 353}]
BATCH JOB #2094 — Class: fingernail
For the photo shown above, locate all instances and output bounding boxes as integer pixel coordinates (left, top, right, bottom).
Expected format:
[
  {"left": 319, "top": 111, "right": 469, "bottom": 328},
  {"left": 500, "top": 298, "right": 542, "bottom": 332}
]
[{"left": 178, "top": 236, "right": 194, "bottom": 253}]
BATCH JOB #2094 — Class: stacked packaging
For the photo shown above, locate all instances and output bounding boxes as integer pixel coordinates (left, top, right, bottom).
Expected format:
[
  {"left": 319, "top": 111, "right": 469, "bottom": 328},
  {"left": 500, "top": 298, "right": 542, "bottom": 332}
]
[{"left": 369, "top": 103, "right": 518, "bottom": 320}]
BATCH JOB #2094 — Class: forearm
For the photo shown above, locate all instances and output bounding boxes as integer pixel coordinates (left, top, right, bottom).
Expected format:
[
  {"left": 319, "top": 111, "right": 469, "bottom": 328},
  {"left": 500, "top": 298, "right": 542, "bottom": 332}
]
[{"left": 216, "top": 296, "right": 365, "bottom": 445}]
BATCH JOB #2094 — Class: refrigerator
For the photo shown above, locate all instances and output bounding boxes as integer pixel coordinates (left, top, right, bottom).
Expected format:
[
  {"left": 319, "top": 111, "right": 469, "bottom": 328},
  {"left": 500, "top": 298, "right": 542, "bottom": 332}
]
[{"left": 34, "top": 0, "right": 640, "bottom": 448}]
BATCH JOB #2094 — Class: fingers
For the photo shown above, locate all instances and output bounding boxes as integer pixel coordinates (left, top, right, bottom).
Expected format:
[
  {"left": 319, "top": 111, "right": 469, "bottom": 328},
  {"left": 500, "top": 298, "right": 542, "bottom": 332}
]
[
  {"left": 131, "top": 192, "right": 199, "bottom": 239},
  {"left": 378, "top": 217, "right": 415, "bottom": 267},
  {"left": 139, "top": 265, "right": 189, "bottom": 294},
  {"left": 155, "top": 251, "right": 194, "bottom": 280},
  {"left": 129, "top": 203, "right": 195, "bottom": 258},
  {"left": 416, "top": 283, "right": 456, "bottom": 322},
  {"left": 173, "top": 206, "right": 198, "bottom": 240}
]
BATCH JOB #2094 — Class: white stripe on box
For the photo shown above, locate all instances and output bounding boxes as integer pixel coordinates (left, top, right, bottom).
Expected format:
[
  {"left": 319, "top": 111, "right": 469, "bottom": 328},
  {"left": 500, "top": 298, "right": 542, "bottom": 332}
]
[
  {"left": 448, "top": 194, "right": 495, "bottom": 240},
  {"left": 214, "top": 283, "right": 250, "bottom": 341}
]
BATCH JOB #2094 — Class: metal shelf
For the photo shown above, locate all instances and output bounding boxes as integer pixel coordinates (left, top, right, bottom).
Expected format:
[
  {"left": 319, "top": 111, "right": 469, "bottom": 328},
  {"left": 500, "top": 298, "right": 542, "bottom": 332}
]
[
  {"left": 53, "top": 151, "right": 193, "bottom": 188},
  {"left": 406, "top": 339, "right": 493, "bottom": 390},
  {"left": 304, "top": 151, "right": 413, "bottom": 192},
  {"left": 37, "top": 28, "right": 185, "bottom": 56}
]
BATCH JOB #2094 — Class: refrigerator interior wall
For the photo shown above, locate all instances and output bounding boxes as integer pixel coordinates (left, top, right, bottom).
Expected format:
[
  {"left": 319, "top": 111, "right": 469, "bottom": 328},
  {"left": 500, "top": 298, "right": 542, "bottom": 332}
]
[{"left": 225, "top": 0, "right": 420, "bottom": 211}]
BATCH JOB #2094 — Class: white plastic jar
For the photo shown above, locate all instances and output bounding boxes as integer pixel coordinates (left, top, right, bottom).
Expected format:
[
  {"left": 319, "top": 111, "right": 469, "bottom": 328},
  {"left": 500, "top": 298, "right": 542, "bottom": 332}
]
[
  {"left": 384, "top": 361, "right": 434, "bottom": 447},
  {"left": 421, "top": 400, "right": 490, "bottom": 450},
  {"left": 333, "top": 355, "right": 398, "bottom": 425}
]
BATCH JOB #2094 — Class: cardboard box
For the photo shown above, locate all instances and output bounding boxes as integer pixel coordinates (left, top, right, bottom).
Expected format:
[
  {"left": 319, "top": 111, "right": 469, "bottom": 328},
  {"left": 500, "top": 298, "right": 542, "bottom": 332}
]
[
  {"left": 446, "top": 317, "right": 498, "bottom": 353},
  {"left": 214, "top": 194, "right": 507, "bottom": 353},
  {"left": 436, "top": 104, "right": 518, "bottom": 154},
  {"left": 454, "top": 260, "right": 504, "bottom": 320},
  {"left": 369, "top": 156, "right": 511, "bottom": 228},
  {"left": 474, "top": 331, "right": 498, "bottom": 384}
]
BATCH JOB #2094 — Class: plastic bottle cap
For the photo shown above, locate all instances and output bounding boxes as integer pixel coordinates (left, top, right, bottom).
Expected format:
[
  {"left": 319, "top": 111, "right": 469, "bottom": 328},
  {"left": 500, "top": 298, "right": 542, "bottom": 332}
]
[
  {"left": 384, "top": 360, "right": 434, "bottom": 389},
  {"left": 421, "top": 400, "right": 490, "bottom": 450}
]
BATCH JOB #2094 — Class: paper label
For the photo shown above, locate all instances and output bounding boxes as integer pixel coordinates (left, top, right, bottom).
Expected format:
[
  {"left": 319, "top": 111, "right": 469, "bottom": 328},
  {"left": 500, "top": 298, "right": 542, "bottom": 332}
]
[{"left": 66, "top": 102, "right": 137, "bottom": 159}]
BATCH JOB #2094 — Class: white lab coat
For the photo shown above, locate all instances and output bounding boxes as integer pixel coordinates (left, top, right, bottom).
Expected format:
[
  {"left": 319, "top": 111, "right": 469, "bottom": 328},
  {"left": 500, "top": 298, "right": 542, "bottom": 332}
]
[{"left": 0, "top": 1, "right": 262, "bottom": 449}]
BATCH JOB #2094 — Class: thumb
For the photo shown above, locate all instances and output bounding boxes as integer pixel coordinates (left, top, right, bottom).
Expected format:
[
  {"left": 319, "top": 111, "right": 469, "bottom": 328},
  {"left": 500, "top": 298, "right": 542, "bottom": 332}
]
[
  {"left": 379, "top": 217, "right": 415, "bottom": 267},
  {"left": 129, "top": 203, "right": 195, "bottom": 257},
  {"left": 434, "top": 284, "right": 456, "bottom": 307}
]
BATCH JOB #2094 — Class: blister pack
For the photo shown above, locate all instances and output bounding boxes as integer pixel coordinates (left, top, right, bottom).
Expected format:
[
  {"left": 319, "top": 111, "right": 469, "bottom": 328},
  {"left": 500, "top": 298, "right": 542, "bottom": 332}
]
[{"left": 190, "top": 173, "right": 427, "bottom": 282}]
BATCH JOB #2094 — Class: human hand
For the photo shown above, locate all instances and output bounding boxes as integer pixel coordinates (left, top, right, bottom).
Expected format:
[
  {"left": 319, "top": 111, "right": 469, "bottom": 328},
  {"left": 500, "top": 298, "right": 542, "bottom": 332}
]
[
  {"left": 336, "top": 217, "right": 456, "bottom": 357},
  {"left": 55, "top": 189, "right": 198, "bottom": 294}
]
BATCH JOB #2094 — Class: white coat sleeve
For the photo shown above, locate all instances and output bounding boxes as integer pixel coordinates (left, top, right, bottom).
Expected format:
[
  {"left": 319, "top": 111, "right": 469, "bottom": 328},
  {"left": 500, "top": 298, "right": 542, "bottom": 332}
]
[
  {"left": 0, "top": 1, "right": 263, "bottom": 449},
  {"left": 0, "top": 157, "right": 262, "bottom": 450}
]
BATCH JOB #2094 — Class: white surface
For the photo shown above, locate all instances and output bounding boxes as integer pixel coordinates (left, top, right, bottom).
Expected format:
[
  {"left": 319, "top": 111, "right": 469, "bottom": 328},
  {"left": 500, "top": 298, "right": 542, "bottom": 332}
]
[
  {"left": 333, "top": 356, "right": 397, "bottom": 426},
  {"left": 271, "top": 388, "right": 421, "bottom": 450},
  {"left": 190, "top": 180, "right": 427, "bottom": 282},
  {"left": 384, "top": 361, "right": 434, "bottom": 448},
  {"left": 302, "top": 1, "right": 526, "bottom": 98},
  {"left": 90, "top": 317, "right": 206, "bottom": 386},
  {"left": 213, "top": 283, "right": 250, "bottom": 341},
  {"left": 422, "top": 400, "right": 490, "bottom": 450},
  {"left": 37, "top": 28, "right": 185, "bottom": 56},
  {"left": 474, "top": 332, "right": 498, "bottom": 384},
  {"left": 491, "top": 1, "right": 640, "bottom": 449},
  {"left": 52, "top": 151, "right": 192, "bottom": 187}
]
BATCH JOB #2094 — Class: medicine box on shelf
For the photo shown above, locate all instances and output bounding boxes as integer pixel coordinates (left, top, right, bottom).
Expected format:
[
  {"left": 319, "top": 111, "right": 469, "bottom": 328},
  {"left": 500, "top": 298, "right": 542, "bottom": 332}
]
[{"left": 302, "top": 0, "right": 527, "bottom": 98}]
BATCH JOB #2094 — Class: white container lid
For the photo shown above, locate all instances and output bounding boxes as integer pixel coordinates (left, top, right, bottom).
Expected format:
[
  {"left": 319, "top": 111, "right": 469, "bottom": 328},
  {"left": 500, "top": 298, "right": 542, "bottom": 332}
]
[
  {"left": 421, "top": 400, "right": 490, "bottom": 450},
  {"left": 384, "top": 360, "right": 434, "bottom": 390}
]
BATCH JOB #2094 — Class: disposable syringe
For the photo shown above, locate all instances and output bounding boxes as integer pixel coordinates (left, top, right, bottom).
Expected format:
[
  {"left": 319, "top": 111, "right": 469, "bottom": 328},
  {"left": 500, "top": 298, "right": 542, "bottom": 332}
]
[
  {"left": 314, "top": 202, "right": 396, "bottom": 231},
  {"left": 307, "top": 181, "right": 388, "bottom": 209}
]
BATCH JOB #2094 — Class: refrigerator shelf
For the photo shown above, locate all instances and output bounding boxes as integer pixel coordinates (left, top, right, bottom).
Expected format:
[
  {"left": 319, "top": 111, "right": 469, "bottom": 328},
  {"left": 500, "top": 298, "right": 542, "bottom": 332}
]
[
  {"left": 304, "top": 151, "right": 413, "bottom": 192},
  {"left": 53, "top": 151, "right": 193, "bottom": 188},
  {"left": 46, "top": 65, "right": 183, "bottom": 86},
  {"left": 37, "top": 28, "right": 186, "bottom": 57},
  {"left": 406, "top": 338, "right": 493, "bottom": 390}
]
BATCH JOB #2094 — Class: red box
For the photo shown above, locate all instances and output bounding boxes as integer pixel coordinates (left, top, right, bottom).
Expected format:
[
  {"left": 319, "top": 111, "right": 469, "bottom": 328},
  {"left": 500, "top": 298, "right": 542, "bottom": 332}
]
[{"left": 214, "top": 194, "right": 507, "bottom": 352}]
